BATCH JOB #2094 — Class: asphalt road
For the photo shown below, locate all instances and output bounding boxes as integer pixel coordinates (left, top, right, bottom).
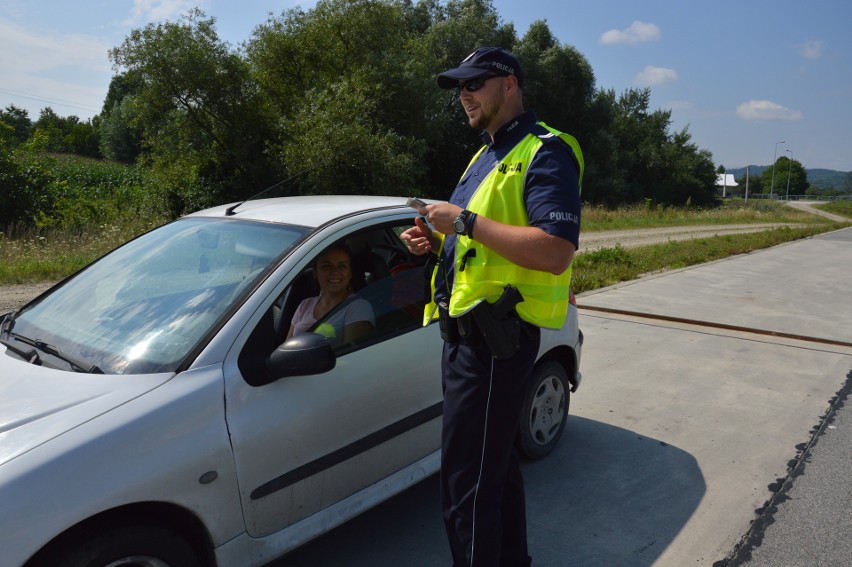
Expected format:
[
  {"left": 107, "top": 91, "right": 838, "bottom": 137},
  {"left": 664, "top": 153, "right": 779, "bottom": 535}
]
[{"left": 273, "top": 226, "right": 852, "bottom": 566}]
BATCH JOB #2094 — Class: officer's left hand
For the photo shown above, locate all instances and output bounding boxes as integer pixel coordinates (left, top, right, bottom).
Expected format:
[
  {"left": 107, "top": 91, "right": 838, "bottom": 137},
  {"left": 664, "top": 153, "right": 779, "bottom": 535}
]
[
  {"left": 422, "top": 203, "right": 464, "bottom": 235},
  {"left": 400, "top": 217, "right": 436, "bottom": 255}
]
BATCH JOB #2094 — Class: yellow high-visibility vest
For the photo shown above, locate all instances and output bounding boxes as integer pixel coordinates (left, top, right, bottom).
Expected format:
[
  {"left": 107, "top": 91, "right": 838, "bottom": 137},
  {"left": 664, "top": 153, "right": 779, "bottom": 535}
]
[{"left": 424, "top": 122, "right": 583, "bottom": 329}]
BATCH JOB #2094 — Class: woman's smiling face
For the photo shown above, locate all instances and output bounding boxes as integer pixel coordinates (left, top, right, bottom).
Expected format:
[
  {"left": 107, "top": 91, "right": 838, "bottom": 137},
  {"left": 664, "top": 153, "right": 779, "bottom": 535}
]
[{"left": 315, "top": 247, "right": 352, "bottom": 295}]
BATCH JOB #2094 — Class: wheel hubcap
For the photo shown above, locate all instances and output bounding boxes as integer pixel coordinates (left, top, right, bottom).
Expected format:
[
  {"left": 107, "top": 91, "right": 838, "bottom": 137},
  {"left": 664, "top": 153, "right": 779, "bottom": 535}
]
[{"left": 528, "top": 375, "right": 566, "bottom": 445}]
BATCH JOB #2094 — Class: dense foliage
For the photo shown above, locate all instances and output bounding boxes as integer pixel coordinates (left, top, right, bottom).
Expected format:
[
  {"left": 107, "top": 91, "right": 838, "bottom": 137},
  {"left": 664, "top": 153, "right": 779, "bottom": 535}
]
[
  {"left": 0, "top": 105, "right": 101, "bottom": 158},
  {"left": 0, "top": 139, "right": 50, "bottom": 229},
  {"left": 0, "top": 138, "right": 160, "bottom": 232},
  {"left": 2, "top": 0, "right": 723, "bottom": 230}
]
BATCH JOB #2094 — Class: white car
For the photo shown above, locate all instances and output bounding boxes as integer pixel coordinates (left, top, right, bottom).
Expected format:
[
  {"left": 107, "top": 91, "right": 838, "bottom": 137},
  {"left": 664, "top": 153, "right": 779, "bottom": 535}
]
[{"left": 0, "top": 196, "right": 582, "bottom": 567}]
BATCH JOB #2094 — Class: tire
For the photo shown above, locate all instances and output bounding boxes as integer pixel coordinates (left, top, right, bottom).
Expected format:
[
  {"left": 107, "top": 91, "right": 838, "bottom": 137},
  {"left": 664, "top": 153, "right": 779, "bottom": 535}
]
[
  {"left": 50, "top": 525, "right": 201, "bottom": 567},
  {"left": 518, "top": 360, "right": 570, "bottom": 460}
]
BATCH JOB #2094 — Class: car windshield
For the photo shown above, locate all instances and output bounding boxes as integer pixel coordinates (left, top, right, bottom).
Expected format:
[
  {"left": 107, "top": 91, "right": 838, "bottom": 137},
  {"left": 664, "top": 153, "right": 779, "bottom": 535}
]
[{"left": 9, "top": 217, "right": 308, "bottom": 374}]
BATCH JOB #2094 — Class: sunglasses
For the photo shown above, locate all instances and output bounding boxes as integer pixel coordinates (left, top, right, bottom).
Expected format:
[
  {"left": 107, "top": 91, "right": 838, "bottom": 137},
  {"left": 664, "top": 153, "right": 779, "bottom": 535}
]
[{"left": 457, "top": 75, "right": 500, "bottom": 93}]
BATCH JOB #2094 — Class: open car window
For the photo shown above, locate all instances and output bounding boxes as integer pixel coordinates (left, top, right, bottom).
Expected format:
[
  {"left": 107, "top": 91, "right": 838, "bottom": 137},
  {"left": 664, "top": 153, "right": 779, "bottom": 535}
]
[
  {"left": 238, "top": 220, "right": 429, "bottom": 384},
  {"left": 285, "top": 221, "right": 429, "bottom": 352}
]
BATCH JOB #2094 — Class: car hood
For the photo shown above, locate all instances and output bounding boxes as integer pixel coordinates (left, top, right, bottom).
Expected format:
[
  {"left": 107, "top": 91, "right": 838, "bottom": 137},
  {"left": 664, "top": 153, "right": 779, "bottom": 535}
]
[{"left": 0, "top": 352, "right": 174, "bottom": 467}]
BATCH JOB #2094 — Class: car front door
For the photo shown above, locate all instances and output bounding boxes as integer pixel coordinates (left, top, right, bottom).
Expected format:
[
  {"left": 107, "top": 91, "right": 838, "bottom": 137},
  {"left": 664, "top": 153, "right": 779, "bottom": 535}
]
[{"left": 223, "top": 217, "right": 444, "bottom": 538}]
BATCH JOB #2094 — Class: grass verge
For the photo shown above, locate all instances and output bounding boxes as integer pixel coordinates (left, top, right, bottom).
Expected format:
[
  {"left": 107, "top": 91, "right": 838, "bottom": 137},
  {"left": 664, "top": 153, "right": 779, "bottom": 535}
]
[
  {"left": 0, "top": 216, "right": 167, "bottom": 284},
  {"left": 582, "top": 200, "right": 826, "bottom": 231},
  {"left": 815, "top": 200, "right": 852, "bottom": 219},
  {"left": 572, "top": 223, "right": 845, "bottom": 293}
]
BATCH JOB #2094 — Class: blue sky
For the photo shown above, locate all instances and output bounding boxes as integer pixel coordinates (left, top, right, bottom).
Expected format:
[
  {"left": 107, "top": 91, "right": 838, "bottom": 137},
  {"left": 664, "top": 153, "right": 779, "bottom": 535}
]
[{"left": 1, "top": 0, "right": 850, "bottom": 171}]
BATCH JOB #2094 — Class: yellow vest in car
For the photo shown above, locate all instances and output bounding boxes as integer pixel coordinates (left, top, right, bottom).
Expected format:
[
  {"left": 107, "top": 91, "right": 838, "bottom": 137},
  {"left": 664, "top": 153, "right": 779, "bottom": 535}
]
[{"left": 424, "top": 122, "right": 584, "bottom": 329}]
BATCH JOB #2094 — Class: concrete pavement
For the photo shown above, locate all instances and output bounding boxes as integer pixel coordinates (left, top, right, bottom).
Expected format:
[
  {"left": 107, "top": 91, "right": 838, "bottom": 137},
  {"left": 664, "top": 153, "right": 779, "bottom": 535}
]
[
  {"left": 727, "top": 371, "right": 851, "bottom": 567},
  {"left": 275, "top": 227, "right": 852, "bottom": 566},
  {"left": 574, "top": 226, "right": 852, "bottom": 566}
]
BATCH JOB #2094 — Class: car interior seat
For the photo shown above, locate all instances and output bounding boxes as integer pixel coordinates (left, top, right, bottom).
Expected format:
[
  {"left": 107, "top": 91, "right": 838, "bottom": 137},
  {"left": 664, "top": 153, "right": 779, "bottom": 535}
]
[
  {"left": 352, "top": 247, "right": 407, "bottom": 332},
  {"left": 273, "top": 268, "right": 319, "bottom": 341}
]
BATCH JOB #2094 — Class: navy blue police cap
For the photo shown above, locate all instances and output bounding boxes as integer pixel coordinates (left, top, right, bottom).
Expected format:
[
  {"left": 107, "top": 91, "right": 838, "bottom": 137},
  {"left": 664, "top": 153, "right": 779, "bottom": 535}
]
[{"left": 437, "top": 47, "right": 524, "bottom": 89}]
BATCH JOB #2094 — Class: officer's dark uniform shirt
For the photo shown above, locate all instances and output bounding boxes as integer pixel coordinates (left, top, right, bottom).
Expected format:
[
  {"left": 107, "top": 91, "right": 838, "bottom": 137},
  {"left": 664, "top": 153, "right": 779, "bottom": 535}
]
[{"left": 434, "top": 111, "right": 582, "bottom": 306}]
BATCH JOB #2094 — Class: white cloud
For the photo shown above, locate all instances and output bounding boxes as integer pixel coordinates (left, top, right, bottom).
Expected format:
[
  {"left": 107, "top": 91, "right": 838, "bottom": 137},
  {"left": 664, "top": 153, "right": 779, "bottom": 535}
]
[
  {"left": 0, "top": 19, "right": 110, "bottom": 74},
  {"left": 125, "top": 0, "right": 209, "bottom": 25},
  {"left": 599, "top": 21, "right": 661, "bottom": 45},
  {"left": 0, "top": 18, "right": 112, "bottom": 117},
  {"left": 797, "top": 39, "right": 824, "bottom": 60},
  {"left": 634, "top": 66, "right": 677, "bottom": 87},
  {"left": 736, "top": 100, "right": 803, "bottom": 121},
  {"left": 666, "top": 100, "right": 694, "bottom": 111}
]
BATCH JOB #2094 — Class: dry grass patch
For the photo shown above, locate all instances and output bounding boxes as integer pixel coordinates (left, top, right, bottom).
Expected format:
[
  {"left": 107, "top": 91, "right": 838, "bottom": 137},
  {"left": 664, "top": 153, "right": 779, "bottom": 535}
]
[{"left": 583, "top": 200, "right": 823, "bottom": 231}]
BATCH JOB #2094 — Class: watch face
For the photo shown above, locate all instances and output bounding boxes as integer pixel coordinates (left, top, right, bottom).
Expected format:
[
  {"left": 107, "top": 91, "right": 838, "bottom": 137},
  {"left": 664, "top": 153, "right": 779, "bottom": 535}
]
[{"left": 453, "top": 215, "right": 466, "bottom": 234}]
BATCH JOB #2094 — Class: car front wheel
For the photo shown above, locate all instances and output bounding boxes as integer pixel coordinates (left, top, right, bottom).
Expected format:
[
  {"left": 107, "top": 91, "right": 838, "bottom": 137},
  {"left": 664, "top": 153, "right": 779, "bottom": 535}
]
[
  {"left": 47, "top": 525, "right": 201, "bottom": 567},
  {"left": 518, "top": 360, "right": 569, "bottom": 460}
]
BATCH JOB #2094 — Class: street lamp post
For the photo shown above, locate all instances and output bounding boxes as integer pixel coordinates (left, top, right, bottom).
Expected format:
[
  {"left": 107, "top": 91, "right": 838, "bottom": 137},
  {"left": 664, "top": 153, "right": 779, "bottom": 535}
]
[
  {"left": 785, "top": 149, "right": 793, "bottom": 201},
  {"left": 770, "top": 140, "right": 786, "bottom": 200},
  {"left": 745, "top": 166, "right": 750, "bottom": 202}
]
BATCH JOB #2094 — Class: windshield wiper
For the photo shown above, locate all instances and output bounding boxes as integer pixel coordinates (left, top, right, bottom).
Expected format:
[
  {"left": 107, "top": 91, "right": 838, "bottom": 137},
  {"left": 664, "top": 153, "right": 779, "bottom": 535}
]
[
  {"left": 1, "top": 311, "right": 15, "bottom": 334},
  {"left": 10, "top": 333, "right": 103, "bottom": 374},
  {"left": 0, "top": 338, "right": 41, "bottom": 365}
]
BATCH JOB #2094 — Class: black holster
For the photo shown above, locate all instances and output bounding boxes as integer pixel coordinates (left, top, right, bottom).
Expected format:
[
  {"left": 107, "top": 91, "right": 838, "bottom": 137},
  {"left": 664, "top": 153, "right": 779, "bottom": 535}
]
[
  {"left": 438, "top": 302, "right": 459, "bottom": 343},
  {"left": 470, "top": 286, "right": 524, "bottom": 360},
  {"left": 439, "top": 287, "right": 525, "bottom": 359}
]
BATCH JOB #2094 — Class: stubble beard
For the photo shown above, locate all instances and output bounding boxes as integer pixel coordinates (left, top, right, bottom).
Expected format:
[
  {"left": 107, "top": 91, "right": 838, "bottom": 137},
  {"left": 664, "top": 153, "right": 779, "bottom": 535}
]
[
  {"left": 468, "top": 109, "right": 494, "bottom": 131},
  {"left": 466, "top": 91, "right": 503, "bottom": 132}
]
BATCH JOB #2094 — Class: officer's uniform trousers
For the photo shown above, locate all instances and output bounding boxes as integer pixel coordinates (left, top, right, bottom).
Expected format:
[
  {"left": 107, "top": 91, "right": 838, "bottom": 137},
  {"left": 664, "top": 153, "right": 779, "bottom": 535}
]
[{"left": 440, "top": 322, "right": 540, "bottom": 567}]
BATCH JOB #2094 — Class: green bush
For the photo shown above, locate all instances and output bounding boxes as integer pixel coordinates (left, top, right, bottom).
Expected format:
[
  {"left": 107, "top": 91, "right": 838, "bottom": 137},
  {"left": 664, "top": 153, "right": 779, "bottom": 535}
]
[
  {"left": 33, "top": 154, "right": 150, "bottom": 231},
  {"left": 577, "top": 245, "right": 633, "bottom": 267},
  {"left": 1, "top": 145, "right": 164, "bottom": 232},
  {"left": 0, "top": 141, "right": 52, "bottom": 229}
]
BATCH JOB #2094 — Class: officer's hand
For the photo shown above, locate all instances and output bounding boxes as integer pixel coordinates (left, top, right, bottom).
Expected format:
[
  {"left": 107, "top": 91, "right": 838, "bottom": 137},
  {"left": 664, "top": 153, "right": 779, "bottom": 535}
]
[
  {"left": 401, "top": 217, "right": 435, "bottom": 256},
  {"left": 422, "top": 203, "right": 463, "bottom": 235}
]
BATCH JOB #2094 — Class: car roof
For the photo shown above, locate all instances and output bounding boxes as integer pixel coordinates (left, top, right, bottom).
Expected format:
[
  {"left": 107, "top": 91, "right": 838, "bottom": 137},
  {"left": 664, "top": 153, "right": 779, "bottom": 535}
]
[{"left": 186, "top": 195, "right": 419, "bottom": 228}]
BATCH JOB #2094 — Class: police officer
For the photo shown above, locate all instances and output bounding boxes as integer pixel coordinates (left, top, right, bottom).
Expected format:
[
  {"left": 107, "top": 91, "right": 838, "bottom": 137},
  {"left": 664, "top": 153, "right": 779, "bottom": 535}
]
[{"left": 401, "top": 47, "right": 583, "bottom": 566}]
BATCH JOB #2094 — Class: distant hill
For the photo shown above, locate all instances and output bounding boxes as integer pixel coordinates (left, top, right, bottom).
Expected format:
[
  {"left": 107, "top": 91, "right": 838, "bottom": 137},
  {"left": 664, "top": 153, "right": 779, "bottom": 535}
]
[
  {"left": 807, "top": 169, "right": 850, "bottom": 189},
  {"left": 726, "top": 166, "right": 767, "bottom": 179},
  {"left": 726, "top": 166, "right": 850, "bottom": 190}
]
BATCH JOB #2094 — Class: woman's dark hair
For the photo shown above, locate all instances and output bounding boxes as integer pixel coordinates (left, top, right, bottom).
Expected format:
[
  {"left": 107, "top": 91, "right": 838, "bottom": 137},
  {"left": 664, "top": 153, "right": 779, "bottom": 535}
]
[{"left": 312, "top": 242, "right": 352, "bottom": 269}]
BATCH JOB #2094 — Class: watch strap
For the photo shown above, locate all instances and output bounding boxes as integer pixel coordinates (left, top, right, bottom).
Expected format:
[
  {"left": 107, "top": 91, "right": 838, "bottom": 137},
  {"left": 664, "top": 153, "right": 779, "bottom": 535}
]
[{"left": 454, "top": 209, "right": 472, "bottom": 236}]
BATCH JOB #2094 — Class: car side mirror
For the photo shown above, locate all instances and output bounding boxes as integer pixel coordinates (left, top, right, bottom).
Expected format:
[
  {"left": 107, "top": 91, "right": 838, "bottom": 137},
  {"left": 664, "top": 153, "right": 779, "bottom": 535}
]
[{"left": 262, "top": 332, "right": 336, "bottom": 383}]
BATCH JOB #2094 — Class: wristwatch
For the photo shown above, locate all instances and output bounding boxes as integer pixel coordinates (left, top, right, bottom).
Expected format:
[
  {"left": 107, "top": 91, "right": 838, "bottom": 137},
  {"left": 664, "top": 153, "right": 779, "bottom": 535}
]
[{"left": 453, "top": 209, "right": 472, "bottom": 236}]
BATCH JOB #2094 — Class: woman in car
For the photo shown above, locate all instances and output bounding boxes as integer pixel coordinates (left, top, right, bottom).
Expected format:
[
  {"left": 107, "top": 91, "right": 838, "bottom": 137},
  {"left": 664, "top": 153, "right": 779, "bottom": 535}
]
[{"left": 287, "top": 244, "right": 375, "bottom": 343}]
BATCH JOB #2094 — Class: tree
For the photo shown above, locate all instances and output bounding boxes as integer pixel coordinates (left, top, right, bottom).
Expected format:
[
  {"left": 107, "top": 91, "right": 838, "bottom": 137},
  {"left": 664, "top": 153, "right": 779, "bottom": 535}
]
[
  {"left": 66, "top": 116, "right": 101, "bottom": 157},
  {"left": 394, "top": 0, "right": 519, "bottom": 196},
  {"left": 0, "top": 105, "right": 32, "bottom": 146},
  {"left": 515, "top": 22, "right": 596, "bottom": 139},
  {"left": 98, "top": 72, "right": 145, "bottom": 163},
  {"left": 103, "top": 0, "right": 723, "bottom": 212},
  {"left": 100, "top": 95, "right": 142, "bottom": 163},
  {"left": 0, "top": 138, "right": 52, "bottom": 229},
  {"left": 780, "top": 157, "right": 808, "bottom": 197},
  {"left": 32, "top": 108, "right": 65, "bottom": 152},
  {"left": 247, "top": 0, "right": 523, "bottom": 197},
  {"left": 580, "top": 87, "right": 716, "bottom": 206},
  {"left": 760, "top": 156, "right": 808, "bottom": 198},
  {"left": 737, "top": 169, "right": 763, "bottom": 197},
  {"left": 653, "top": 129, "right": 717, "bottom": 206},
  {"left": 248, "top": 0, "right": 430, "bottom": 195},
  {"left": 110, "top": 8, "right": 278, "bottom": 210},
  {"left": 30, "top": 108, "right": 100, "bottom": 157}
]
